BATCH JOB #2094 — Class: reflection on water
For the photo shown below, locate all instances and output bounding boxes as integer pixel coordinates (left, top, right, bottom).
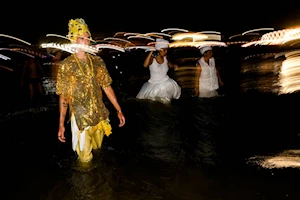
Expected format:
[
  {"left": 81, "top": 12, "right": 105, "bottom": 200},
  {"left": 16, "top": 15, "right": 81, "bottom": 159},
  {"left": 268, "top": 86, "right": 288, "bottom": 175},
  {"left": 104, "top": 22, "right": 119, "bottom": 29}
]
[{"left": 248, "top": 149, "right": 300, "bottom": 169}]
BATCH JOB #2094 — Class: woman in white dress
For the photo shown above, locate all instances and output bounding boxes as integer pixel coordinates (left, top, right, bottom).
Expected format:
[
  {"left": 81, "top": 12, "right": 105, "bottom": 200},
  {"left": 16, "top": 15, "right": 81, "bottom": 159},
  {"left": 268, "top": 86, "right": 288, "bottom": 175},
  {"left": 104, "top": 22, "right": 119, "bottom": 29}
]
[
  {"left": 195, "top": 46, "right": 224, "bottom": 98},
  {"left": 136, "top": 38, "right": 181, "bottom": 104}
]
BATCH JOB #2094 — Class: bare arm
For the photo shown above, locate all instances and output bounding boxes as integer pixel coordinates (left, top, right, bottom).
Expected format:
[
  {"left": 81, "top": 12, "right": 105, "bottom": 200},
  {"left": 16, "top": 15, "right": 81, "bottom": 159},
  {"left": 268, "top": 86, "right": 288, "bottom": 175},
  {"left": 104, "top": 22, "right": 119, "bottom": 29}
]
[
  {"left": 103, "top": 86, "right": 125, "bottom": 127},
  {"left": 195, "top": 64, "right": 202, "bottom": 96},
  {"left": 168, "top": 60, "right": 179, "bottom": 70},
  {"left": 58, "top": 95, "right": 68, "bottom": 142},
  {"left": 143, "top": 51, "right": 154, "bottom": 67},
  {"left": 216, "top": 68, "right": 224, "bottom": 87},
  {"left": 166, "top": 55, "right": 179, "bottom": 70}
]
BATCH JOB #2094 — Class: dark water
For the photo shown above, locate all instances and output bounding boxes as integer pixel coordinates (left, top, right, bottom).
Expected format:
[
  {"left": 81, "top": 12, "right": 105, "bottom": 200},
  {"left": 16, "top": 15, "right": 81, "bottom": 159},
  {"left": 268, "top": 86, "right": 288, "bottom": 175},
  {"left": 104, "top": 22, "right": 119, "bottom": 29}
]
[
  {"left": 2, "top": 47, "right": 300, "bottom": 199},
  {"left": 2, "top": 92, "right": 300, "bottom": 200}
]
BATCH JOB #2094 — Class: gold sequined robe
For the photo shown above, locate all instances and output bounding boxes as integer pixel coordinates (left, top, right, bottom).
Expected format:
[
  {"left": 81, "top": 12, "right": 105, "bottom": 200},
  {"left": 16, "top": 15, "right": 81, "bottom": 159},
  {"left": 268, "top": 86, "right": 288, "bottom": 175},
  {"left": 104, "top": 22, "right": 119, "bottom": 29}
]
[{"left": 56, "top": 54, "right": 112, "bottom": 131}]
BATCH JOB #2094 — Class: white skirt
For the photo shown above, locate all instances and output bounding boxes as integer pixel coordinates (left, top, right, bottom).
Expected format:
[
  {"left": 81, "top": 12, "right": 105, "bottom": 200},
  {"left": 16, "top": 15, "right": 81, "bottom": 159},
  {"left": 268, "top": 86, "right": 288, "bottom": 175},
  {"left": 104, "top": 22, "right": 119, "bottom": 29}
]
[{"left": 136, "top": 76, "right": 181, "bottom": 104}]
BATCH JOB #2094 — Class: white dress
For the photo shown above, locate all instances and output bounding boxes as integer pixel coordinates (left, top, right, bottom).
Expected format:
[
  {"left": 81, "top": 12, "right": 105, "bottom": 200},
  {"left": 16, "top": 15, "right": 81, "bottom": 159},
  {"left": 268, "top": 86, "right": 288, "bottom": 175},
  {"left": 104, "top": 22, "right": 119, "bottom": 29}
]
[
  {"left": 197, "top": 57, "right": 219, "bottom": 98},
  {"left": 136, "top": 57, "right": 181, "bottom": 104}
]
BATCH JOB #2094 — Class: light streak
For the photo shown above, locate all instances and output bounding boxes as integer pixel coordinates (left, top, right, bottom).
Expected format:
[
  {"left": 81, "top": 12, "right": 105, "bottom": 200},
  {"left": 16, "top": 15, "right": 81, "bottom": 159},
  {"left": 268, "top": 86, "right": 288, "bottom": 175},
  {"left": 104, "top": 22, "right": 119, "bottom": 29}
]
[
  {"left": 144, "top": 32, "right": 172, "bottom": 37},
  {"left": 169, "top": 41, "right": 227, "bottom": 48},
  {"left": 46, "top": 34, "right": 70, "bottom": 41},
  {"left": 114, "top": 32, "right": 127, "bottom": 37},
  {"left": 197, "top": 31, "right": 221, "bottom": 34},
  {"left": 40, "top": 43, "right": 76, "bottom": 54},
  {"left": 103, "top": 37, "right": 132, "bottom": 43},
  {"left": 125, "top": 46, "right": 155, "bottom": 51},
  {"left": 127, "top": 36, "right": 155, "bottom": 41},
  {"left": 242, "top": 28, "right": 274, "bottom": 35},
  {"left": 94, "top": 44, "right": 125, "bottom": 52},
  {"left": 0, "top": 34, "right": 31, "bottom": 45},
  {"left": 278, "top": 50, "right": 300, "bottom": 94},
  {"left": 242, "top": 27, "right": 300, "bottom": 47},
  {"left": 172, "top": 32, "right": 208, "bottom": 41},
  {"left": 124, "top": 33, "right": 140, "bottom": 36},
  {"left": 161, "top": 28, "right": 189, "bottom": 32},
  {"left": 0, "top": 53, "right": 11, "bottom": 60},
  {"left": 41, "top": 43, "right": 99, "bottom": 54},
  {"left": 0, "top": 48, "right": 35, "bottom": 58},
  {"left": 0, "top": 65, "right": 13, "bottom": 72}
]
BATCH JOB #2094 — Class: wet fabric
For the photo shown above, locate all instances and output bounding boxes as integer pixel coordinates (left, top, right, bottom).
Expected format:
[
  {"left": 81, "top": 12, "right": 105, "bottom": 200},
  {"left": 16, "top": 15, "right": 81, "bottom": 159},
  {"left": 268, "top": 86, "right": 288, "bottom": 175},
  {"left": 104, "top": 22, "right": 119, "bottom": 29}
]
[{"left": 136, "top": 57, "right": 181, "bottom": 103}]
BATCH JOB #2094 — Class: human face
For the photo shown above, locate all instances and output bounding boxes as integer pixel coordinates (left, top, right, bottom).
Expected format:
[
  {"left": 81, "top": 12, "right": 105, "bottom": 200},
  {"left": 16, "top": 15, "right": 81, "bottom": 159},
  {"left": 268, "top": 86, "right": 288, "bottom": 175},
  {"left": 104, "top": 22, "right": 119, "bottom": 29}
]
[
  {"left": 76, "top": 32, "right": 91, "bottom": 45},
  {"left": 158, "top": 48, "right": 168, "bottom": 56},
  {"left": 204, "top": 50, "right": 213, "bottom": 58}
]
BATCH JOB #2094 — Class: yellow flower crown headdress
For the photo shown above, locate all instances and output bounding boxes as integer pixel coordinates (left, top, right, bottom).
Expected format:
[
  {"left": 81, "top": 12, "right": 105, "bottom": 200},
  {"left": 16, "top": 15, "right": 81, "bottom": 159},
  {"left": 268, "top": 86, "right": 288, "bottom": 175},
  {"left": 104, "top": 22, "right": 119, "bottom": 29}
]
[{"left": 67, "top": 18, "right": 91, "bottom": 43}]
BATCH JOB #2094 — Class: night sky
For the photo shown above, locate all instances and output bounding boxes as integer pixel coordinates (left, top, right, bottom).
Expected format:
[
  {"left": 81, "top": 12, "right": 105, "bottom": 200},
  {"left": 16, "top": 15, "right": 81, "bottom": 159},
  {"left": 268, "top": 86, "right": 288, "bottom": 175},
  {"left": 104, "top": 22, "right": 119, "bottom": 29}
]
[{"left": 1, "top": 3, "right": 300, "bottom": 44}]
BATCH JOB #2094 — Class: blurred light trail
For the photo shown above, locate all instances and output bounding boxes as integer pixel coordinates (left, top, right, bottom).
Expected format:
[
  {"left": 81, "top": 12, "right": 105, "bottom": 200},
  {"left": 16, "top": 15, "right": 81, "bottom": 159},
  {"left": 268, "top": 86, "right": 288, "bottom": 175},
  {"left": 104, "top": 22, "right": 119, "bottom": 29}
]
[
  {"left": 41, "top": 43, "right": 75, "bottom": 54},
  {"left": 144, "top": 32, "right": 172, "bottom": 37},
  {"left": 0, "top": 65, "right": 13, "bottom": 72},
  {"left": 169, "top": 41, "right": 226, "bottom": 48},
  {"left": 197, "top": 31, "right": 221, "bottom": 34},
  {"left": 94, "top": 44, "right": 125, "bottom": 52},
  {"left": 161, "top": 28, "right": 189, "bottom": 32},
  {"left": 278, "top": 50, "right": 300, "bottom": 94},
  {"left": 0, "top": 53, "right": 11, "bottom": 60},
  {"left": 127, "top": 36, "right": 154, "bottom": 41},
  {"left": 103, "top": 37, "right": 132, "bottom": 43},
  {"left": 46, "top": 34, "right": 70, "bottom": 41},
  {"left": 172, "top": 32, "right": 208, "bottom": 41},
  {"left": 242, "top": 28, "right": 275, "bottom": 35},
  {"left": 125, "top": 46, "right": 155, "bottom": 51},
  {"left": 0, "top": 48, "right": 35, "bottom": 58},
  {"left": 242, "top": 27, "right": 300, "bottom": 47},
  {"left": 0, "top": 34, "right": 31, "bottom": 45},
  {"left": 124, "top": 33, "right": 140, "bottom": 36}
]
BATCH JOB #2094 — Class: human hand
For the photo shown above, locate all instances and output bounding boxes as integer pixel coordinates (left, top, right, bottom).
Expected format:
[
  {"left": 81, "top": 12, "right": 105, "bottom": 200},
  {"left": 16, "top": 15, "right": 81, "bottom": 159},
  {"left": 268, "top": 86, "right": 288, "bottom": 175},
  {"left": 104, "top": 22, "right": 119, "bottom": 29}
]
[
  {"left": 174, "top": 64, "right": 179, "bottom": 71},
  {"left": 58, "top": 125, "right": 66, "bottom": 142},
  {"left": 117, "top": 112, "right": 125, "bottom": 127},
  {"left": 219, "top": 80, "right": 224, "bottom": 87}
]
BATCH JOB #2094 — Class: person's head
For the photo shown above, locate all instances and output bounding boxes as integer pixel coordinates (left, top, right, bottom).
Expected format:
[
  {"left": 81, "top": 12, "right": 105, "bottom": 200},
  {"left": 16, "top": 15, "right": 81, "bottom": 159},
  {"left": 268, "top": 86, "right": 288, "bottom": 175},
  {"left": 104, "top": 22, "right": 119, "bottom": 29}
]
[
  {"left": 67, "top": 18, "right": 91, "bottom": 45},
  {"left": 155, "top": 38, "right": 169, "bottom": 56},
  {"left": 200, "top": 46, "right": 213, "bottom": 58}
]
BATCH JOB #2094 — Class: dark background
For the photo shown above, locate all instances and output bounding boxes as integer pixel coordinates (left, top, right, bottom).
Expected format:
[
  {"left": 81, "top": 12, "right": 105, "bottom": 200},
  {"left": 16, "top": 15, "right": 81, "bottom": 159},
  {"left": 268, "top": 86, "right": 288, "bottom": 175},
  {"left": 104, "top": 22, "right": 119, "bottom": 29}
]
[{"left": 2, "top": 2, "right": 300, "bottom": 44}]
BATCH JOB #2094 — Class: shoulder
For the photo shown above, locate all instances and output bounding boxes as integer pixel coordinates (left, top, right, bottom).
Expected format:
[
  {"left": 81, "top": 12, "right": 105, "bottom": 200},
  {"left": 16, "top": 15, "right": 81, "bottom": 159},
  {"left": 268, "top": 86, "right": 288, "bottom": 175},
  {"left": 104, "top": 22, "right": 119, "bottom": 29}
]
[
  {"left": 90, "top": 54, "right": 106, "bottom": 68},
  {"left": 60, "top": 55, "right": 73, "bottom": 65}
]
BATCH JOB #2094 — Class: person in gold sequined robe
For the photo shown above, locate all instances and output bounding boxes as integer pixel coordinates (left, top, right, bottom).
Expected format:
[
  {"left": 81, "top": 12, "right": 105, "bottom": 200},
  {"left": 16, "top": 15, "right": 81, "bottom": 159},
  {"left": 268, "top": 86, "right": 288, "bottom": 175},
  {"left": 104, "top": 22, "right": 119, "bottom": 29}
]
[{"left": 56, "top": 18, "right": 125, "bottom": 163}]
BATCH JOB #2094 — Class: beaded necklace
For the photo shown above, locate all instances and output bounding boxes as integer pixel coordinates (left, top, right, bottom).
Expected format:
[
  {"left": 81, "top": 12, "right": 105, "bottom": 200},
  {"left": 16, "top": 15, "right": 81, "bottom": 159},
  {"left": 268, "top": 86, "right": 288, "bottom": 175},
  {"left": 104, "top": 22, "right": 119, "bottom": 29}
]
[{"left": 73, "top": 54, "right": 94, "bottom": 79}]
